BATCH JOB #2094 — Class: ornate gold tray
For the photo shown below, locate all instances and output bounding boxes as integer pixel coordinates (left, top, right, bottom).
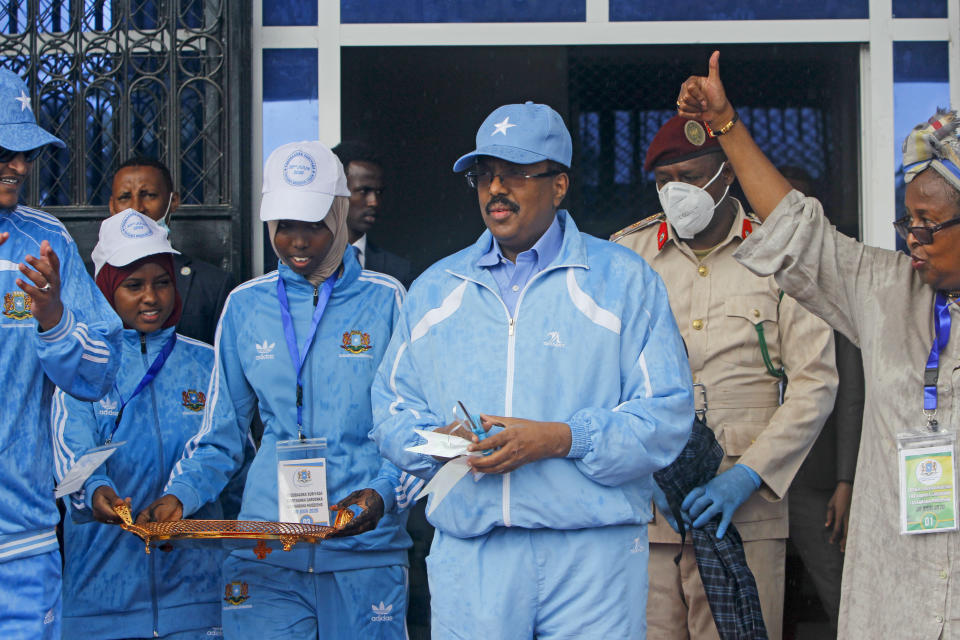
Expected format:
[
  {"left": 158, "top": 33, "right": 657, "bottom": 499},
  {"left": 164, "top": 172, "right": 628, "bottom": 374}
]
[{"left": 114, "top": 504, "right": 351, "bottom": 557}]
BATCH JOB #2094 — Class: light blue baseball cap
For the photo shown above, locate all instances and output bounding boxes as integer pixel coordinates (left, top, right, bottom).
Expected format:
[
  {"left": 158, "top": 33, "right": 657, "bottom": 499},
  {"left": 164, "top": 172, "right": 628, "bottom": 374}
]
[
  {"left": 452, "top": 101, "right": 572, "bottom": 172},
  {"left": 0, "top": 68, "right": 65, "bottom": 152}
]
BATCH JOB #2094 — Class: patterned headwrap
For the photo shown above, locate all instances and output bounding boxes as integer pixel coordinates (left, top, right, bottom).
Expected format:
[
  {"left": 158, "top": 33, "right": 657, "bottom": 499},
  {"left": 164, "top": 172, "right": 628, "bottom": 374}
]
[{"left": 902, "top": 109, "right": 960, "bottom": 193}]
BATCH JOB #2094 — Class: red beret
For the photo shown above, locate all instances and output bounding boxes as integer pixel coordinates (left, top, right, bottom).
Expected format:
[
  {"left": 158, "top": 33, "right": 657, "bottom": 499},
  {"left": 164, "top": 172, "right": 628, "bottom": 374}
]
[{"left": 644, "top": 115, "right": 722, "bottom": 172}]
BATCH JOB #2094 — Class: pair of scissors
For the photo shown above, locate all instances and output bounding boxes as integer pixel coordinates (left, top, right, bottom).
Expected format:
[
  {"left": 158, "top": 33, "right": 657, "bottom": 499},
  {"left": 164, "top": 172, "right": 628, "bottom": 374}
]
[{"left": 457, "top": 401, "right": 493, "bottom": 456}]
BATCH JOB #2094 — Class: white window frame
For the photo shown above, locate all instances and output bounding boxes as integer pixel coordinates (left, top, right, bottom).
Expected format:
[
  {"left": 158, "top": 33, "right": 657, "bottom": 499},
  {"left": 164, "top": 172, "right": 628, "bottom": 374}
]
[{"left": 250, "top": 0, "right": 958, "bottom": 274}]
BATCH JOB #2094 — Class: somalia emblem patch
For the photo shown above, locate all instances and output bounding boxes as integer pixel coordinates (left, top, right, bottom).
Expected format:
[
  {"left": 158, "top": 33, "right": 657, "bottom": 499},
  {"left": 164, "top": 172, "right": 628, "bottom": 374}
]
[
  {"left": 294, "top": 468, "right": 311, "bottom": 485},
  {"left": 224, "top": 581, "right": 249, "bottom": 606},
  {"left": 2, "top": 292, "right": 32, "bottom": 320},
  {"left": 341, "top": 330, "right": 372, "bottom": 354},
  {"left": 181, "top": 389, "right": 206, "bottom": 412}
]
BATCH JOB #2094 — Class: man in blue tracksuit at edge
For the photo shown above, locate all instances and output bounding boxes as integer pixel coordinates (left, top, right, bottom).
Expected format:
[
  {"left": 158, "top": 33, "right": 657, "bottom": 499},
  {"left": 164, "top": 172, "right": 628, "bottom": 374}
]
[
  {"left": 371, "top": 102, "right": 695, "bottom": 639},
  {"left": 0, "top": 69, "right": 121, "bottom": 638},
  {"left": 141, "top": 141, "right": 416, "bottom": 639}
]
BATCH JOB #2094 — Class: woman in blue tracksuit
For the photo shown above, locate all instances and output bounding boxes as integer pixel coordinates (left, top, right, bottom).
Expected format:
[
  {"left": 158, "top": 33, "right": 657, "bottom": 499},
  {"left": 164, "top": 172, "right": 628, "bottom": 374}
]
[
  {"left": 143, "top": 141, "right": 416, "bottom": 639},
  {"left": 53, "top": 211, "right": 231, "bottom": 639}
]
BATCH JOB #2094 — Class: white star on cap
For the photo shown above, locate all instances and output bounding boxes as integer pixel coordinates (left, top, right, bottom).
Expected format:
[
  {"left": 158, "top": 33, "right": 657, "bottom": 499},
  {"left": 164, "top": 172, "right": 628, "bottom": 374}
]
[
  {"left": 14, "top": 90, "right": 31, "bottom": 112},
  {"left": 490, "top": 117, "right": 516, "bottom": 137}
]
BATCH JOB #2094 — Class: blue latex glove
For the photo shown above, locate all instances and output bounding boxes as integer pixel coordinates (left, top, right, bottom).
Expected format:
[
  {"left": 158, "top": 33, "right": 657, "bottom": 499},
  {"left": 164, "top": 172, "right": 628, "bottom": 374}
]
[
  {"left": 681, "top": 464, "right": 761, "bottom": 539},
  {"left": 652, "top": 483, "right": 680, "bottom": 533}
]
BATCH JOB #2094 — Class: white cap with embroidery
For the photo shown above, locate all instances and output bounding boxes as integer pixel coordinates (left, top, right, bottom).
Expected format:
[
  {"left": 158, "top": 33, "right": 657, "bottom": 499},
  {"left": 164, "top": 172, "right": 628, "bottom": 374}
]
[
  {"left": 260, "top": 140, "right": 350, "bottom": 223},
  {"left": 91, "top": 209, "right": 179, "bottom": 275}
]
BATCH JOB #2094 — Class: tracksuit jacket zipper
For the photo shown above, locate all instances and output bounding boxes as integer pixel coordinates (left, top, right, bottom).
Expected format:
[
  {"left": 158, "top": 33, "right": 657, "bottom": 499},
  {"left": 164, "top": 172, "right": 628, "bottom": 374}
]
[
  {"left": 140, "top": 332, "right": 163, "bottom": 638},
  {"left": 311, "top": 283, "right": 318, "bottom": 574},
  {"left": 447, "top": 263, "right": 575, "bottom": 527}
]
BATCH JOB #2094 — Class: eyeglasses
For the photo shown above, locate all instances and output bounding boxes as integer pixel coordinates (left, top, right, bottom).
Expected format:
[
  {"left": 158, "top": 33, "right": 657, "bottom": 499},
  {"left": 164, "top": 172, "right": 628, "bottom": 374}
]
[
  {"left": 465, "top": 168, "right": 563, "bottom": 190},
  {"left": 0, "top": 146, "right": 45, "bottom": 163},
  {"left": 893, "top": 215, "right": 960, "bottom": 245}
]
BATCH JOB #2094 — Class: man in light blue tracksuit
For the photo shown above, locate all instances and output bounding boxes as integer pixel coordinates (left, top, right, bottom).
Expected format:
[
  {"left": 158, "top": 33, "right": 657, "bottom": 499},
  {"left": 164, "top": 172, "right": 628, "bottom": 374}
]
[
  {"left": 143, "top": 141, "right": 418, "bottom": 639},
  {"left": 371, "top": 102, "right": 695, "bottom": 639},
  {"left": 53, "top": 211, "right": 238, "bottom": 639},
  {"left": 0, "top": 69, "right": 121, "bottom": 639}
]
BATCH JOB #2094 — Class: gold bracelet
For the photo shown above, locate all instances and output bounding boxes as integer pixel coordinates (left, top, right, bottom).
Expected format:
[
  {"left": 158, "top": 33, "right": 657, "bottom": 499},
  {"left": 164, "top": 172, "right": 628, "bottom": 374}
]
[{"left": 704, "top": 111, "right": 739, "bottom": 137}]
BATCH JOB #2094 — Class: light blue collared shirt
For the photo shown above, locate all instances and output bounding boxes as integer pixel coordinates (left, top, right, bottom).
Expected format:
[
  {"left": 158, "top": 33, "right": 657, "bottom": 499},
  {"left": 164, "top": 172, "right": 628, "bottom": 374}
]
[{"left": 477, "top": 215, "right": 563, "bottom": 316}]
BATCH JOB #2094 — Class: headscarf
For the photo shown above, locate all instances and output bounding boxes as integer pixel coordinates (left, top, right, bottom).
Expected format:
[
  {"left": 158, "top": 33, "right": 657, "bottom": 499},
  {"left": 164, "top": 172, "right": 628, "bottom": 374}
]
[
  {"left": 267, "top": 195, "right": 350, "bottom": 286},
  {"left": 95, "top": 254, "right": 182, "bottom": 329},
  {"left": 903, "top": 109, "right": 960, "bottom": 194}
]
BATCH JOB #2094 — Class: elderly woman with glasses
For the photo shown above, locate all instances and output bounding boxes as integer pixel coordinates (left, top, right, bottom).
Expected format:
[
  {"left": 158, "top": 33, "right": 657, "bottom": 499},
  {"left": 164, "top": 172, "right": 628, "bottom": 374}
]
[{"left": 676, "top": 51, "right": 960, "bottom": 639}]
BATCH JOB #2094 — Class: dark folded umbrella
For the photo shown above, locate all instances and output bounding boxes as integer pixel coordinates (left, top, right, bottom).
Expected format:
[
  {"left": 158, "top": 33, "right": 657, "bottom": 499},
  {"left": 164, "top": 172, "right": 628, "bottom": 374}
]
[{"left": 654, "top": 416, "right": 768, "bottom": 640}]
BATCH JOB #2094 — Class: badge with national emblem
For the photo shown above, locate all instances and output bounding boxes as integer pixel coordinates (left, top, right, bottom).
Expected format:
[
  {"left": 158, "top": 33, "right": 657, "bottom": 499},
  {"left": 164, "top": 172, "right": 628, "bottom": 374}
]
[
  {"left": 224, "top": 581, "right": 249, "bottom": 606},
  {"left": 2, "top": 291, "right": 32, "bottom": 320},
  {"left": 341, "top": 330, "right": 372, "bottom": 354},
  {"left": 181, "top": 389, "right": 206, "bottom": 412}
]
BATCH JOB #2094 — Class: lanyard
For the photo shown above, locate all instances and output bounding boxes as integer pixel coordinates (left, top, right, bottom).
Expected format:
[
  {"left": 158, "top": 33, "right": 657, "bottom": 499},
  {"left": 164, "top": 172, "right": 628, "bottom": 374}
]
[
  {"left": 277, "top": 273, "right": 336, "bottom": 439},
  {"left": 923, "top": 292, "right": 954, "bottom": 427},
  {"left": 106, "top": 332, "right": 177, "bottom": 443}
]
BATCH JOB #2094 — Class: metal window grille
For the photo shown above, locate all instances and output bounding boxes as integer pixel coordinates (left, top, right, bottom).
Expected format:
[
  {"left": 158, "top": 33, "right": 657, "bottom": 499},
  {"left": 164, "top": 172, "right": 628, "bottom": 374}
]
[
  {"left": 567, "top": 45, "right": 860, "bottom": 239},
  {"left": 0, "top": 0, "right": 248, "bottom": 274}
]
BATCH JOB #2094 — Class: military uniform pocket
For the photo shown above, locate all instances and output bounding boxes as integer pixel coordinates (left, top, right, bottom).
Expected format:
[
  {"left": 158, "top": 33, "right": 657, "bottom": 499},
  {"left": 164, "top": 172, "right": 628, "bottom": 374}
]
[
  {"left": 715, "top": 295, "right": 779, "bottom": 366},
  {"left": 717, "top": 420, "right": 767, "bottom": 457}
]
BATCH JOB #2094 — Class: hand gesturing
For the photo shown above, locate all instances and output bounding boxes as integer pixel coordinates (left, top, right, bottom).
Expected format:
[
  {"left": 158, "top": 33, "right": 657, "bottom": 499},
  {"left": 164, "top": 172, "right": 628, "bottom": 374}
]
[{"left": 676, "top": 50, "right": 735, "bottom": 128}]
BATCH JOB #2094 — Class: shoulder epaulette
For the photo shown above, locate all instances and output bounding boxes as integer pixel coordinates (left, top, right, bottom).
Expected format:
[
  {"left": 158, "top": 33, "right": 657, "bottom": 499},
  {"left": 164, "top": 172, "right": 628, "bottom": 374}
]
[{"left": 609, "top": 212, "right": 665, "bottom": 243}]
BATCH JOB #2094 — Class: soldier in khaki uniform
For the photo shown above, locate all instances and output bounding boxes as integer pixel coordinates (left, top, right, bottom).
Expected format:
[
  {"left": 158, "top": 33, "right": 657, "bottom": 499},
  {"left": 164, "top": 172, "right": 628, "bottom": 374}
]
[{"left": 612, "top": 115, "right": 838, "bottom": 640}]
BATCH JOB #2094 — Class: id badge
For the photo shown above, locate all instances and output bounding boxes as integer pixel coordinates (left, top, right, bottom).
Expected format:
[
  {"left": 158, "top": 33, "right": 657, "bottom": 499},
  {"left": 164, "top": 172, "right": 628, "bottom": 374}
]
[
  {"left": 54, "top": 441, "right": 126, "bottom": 498},
  {"left": 276, "top": 438, "right": 330, "bottom": 525},
  {"left": 898, "top": 431, "right": 958, "bottom": 535}
]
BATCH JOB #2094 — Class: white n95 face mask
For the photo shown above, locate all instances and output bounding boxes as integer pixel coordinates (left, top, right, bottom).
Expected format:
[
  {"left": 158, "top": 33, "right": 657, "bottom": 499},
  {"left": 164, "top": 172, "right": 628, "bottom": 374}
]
[{"left": 657, "top": 162, "right": 729, "bottom": 239}]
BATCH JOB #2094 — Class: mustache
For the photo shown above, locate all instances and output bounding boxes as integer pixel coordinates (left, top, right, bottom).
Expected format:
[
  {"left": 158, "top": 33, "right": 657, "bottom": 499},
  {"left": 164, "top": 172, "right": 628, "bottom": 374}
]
[{"left": 485, "top": 196, "right": 519, "bottom": 214}]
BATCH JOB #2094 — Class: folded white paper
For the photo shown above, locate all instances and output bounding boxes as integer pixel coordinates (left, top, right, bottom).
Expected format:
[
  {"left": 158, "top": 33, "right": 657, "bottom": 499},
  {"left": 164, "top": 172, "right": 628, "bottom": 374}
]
[
  {"left": 54, "top": 442, "right": 125, "bottom": 499},
  {"left": 405, "top": 428, "right": 472, "bottom": 458},
  {"left": 406, "top": 429, "right": 485, "bottom": 514},
  {"left": 419, "top": 457, "right": 472, "bottom": 516}
]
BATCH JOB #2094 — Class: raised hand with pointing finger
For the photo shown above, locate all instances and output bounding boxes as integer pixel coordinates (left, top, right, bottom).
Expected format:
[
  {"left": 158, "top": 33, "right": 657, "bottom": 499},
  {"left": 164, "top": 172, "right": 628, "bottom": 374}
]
[
  {"left": 676, "top": 50, "right": 734, "bottom": 127},
  {"left": 677, "top": 50, "right": 794, "bottom": 218}
]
